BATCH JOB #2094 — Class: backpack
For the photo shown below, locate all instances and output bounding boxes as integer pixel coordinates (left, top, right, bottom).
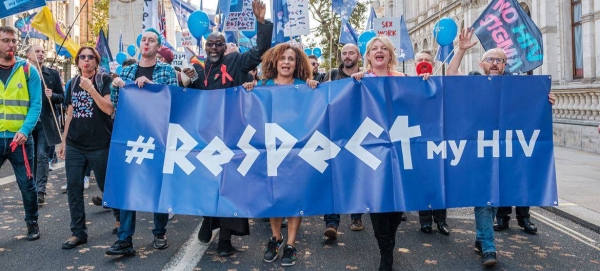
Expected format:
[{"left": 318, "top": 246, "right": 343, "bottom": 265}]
[{"left": 67, "top": 73, "right": 106, "bottom": 97}]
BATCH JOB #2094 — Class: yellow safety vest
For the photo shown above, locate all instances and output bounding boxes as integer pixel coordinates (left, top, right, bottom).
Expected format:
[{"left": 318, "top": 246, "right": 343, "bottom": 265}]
[{"left": 0, "top": 66, "right": 29, "bottom": 132}]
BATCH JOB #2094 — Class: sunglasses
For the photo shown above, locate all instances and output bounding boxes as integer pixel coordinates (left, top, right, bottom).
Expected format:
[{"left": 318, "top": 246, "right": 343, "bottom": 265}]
[
  {"left": 205, "top": 42, "right": 226, "bottom": 48},
  {"left": 78, "top": 55, "right": 95, "bottom": 61},
  {"left": 311, "top": 62, "right": 319, "bottom": 67}
]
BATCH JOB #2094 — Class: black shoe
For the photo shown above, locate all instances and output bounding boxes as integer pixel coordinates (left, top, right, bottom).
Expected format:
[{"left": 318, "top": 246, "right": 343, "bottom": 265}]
[
  {"left": 263, "top": 234, "right": 284, "bottom": 262},
  {"left": 153, "top": 234, "right": 169, "bottom": 249},
  {"left": 198, "top": 219, "right": 212, "bottom": 243},
  {"left": 37, "top": 192, "right": 45, "bottom": 204},
  {"left": 378, "top": 253, "right": 393, "bottom": 271},
  {"left": 324, "top": 224, "right": 338, "bottom": 239},
  {"left": 474, "top": 241, "right": 483, "bottom": 255},
  {"left": 481, "top": 252, "right": 498, "bottom": 266},
  {"left": 91, "top": 195, "right": 103, "bottom": 206},
  {"left": 106, "top": 240, "right": 135, "bottom": 255},
  {"left": 518, "top": 218, "right": 538, "bottom": 233},
  {"left": 280, "top": 245, "right": 297, "bottom": 267},
  {"left": 493, "top": 217, "right": 510, "bottom": 231},
  {"left": 217, "top": 239, "right": 235, "bottom": 257},
  {"left": 420, "top": 223, "right": 432, "bottom": 234},
  {"left": 437, "top": 222, "right": 450, "bottom": 235},
  {"left": 401, "top": 214, "right": 407, "bottom": 221},
  {"left": 61, "top": 236, "right": 87, "bottom": 249},
  {"left": 26, "top": 222, "right": 40, "bottom": 241}
]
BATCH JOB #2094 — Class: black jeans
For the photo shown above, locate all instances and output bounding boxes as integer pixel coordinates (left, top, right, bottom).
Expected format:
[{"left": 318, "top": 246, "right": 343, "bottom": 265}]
[
  {"left": 418, "top": 209, "right": 447, "bottom": 225},
  {"left": 65, "top": 145, "right": 118, "bottom": 239},
  {"left": 496, "top": 206, "right": 530, "bottom": 221},
  {"left": 370, "top": 212, "right": 403, "bottom": 256},
  {"left": 32, "top": 122, "right": 50, "bottom": 194}
]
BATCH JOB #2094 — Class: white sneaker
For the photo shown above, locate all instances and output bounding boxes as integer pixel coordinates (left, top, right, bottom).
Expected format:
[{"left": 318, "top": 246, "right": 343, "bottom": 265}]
[
  {"left": 48, "top": 162, "right": 54, "bottom": 171},
  {"left": 83, "top": 176, "right": 90, "bottom": 189},
  {"left": 168, "top": 211, "right": 175, "bottom": 220},
  {"left": 61, "top": 184, "right": 67, "bottom": 193}
]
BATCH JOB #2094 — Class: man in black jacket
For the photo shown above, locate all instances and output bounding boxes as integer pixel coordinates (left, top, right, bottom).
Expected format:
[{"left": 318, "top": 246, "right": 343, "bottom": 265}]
[
  {"left": 183, "top": 0, "right": 273, "bottom": 258},
  {"left": 27, "top": 44, "right": 64, "bottom": 204}
]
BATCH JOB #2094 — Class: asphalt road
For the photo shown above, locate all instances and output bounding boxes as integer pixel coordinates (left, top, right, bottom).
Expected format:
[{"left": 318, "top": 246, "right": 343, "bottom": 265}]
[{"left": 1, "top": 167, "right": 599, "bottom": 271}]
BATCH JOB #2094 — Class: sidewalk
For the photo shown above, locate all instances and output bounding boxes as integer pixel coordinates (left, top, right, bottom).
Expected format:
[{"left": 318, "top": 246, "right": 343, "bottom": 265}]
[{"left": 547, "top": 146, "right": 600, "bottom": 232}]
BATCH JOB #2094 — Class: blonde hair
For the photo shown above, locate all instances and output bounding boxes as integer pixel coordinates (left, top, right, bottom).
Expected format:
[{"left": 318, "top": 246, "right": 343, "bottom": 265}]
[{"left": 363, "top": 36, "right": 398, "bottom": 71}]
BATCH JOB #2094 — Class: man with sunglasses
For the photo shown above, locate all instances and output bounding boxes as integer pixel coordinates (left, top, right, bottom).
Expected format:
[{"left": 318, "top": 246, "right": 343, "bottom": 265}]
[
  {"left": 447, "top": 27, "right": 555, "bottom": 267},
  {"left": 308, "top": 55, "right": 326, "bottom": 82},
  {"left": 183, "top": 0, "right": 272, "bottom": 258},
  {"left": 106, "top": 28, "right": 178, "bottom": 256},
  {"left": 0, "top": 26, "right": 42, "bottom": 241}
]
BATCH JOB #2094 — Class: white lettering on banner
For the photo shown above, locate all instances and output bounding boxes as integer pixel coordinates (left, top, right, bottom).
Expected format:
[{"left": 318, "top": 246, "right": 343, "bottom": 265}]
[
  {"left": 389, "top": 116, "right": 421, "bottom": 170},
  {"left": 125, "top": 136, "right": 156, "bottom": 164},
  {"left": 298, "top": 130, "right": 342, "bottom": 173},
  {"left": 448, "top": 140, "right": 466, "bottom": 166},
  {"left": 478, "top": 130, "right": 500, "bottom": 158},
  {"left": 516, "top": 130, "right": 539, "bottom": 157},
  {"left": 266, "top": 123, "right": 299, "bottom": 177},
  {"left": 426, "top": 140, "right": 466, "bottom": 166},
  {"left": 476, "top": 130, "right": 539, "bottom": 158},
  {"left": 163, "top": 124, "right": 197, "bottom": 175},
  {"left": 506, "top": 130, "right": 513, "bottom": 157},
  {"left": 237, "top": 125, "right": 259, "bottom": 176},
  {"left": 196, "top": 137, "right": 235, "bottom": 176},
  {"left": 345, "top": 117, "right": 384, "bottom": 170},
  {"left": 3, "top": 0, "right": 28, "bottom": 10},
  {"left": 427, "top": 141, "right": 447, "bottom": 159}
]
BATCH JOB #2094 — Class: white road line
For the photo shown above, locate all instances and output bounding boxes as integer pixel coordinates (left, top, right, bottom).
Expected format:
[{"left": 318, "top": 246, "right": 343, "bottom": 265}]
[
  {"left": 0, "top": 162, "right": 64, "bottom": 186},
  {"left": 162, "top": 220, "right": 218, "bottom": 271},
  {"left": 531, "top": 210, "right": 600, "bottom": 251}
]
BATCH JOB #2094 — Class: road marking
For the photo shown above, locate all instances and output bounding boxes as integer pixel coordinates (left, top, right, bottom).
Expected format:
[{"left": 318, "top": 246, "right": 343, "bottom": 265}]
[
  {"left": 531, "top": 210, "right": 600, "bottom": 251},
  {"left": 0, "top": 162, "right": 64, "bottom": 186},
  {"left": 162, "top": 219, "right": 218, "bottom": 271}
]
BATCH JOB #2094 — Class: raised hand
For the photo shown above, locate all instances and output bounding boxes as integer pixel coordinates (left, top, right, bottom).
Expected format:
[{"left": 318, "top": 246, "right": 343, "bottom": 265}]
[
  {"left": 457, "top": 27, "right": 478, "bottom": 51},
  {"left": 252, "top": 0, "right": 266, "bottom": 24}
]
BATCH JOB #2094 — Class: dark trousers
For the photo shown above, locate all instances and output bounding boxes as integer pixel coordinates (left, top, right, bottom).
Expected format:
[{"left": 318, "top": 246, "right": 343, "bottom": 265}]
[
  {"left": 0, "top": 137, "right": 38, "bottom": 224},
  {"left": 418, "top": 209, "right": 447, "bottom": 225},
  {"left": 32, "top": 122, "right": 50, "bottom": 194},
  {"left": 117, "top": 210, "right": 169, "bottom": 242},
  {"left": 324, "top": 213, "right": 363, "bottom": 227},
  {"left": 65, "top": 145, "right": 119, "bottom": 239},
  {"left": 370, "top": 212, "right": 403, "bottom": 256},
  {"left": 496, "top": 206, "right": 530, "bottom": 221}
]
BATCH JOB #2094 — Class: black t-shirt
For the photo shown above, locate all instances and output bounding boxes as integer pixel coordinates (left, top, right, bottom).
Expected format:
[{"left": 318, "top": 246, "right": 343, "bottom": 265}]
[
  {"left": 0, "top": 66, "right": 13, "bottom": 84},
  {"left": 135, "top": 65, "right": 155, "bottom": 81},
  {"left": 65, "top": 73, "right": 113, "bottom": 150}
]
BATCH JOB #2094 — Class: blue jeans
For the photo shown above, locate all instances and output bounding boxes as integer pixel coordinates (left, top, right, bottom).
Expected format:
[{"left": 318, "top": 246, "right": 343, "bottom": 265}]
[
  {"left": 475, "top": 206, "right": 498, "bottom": 253},
  {"left": 118, "top": 210, "right": 169, "bottom": 243},
  {"left": 32, "top": 122, "right": 49, "bottom": 194},
  {"left": 0, "top": 136, "right": 38, "bottom": 223},
  {"left": 324, "top": 213, "right": 363, "bottom": 227}
]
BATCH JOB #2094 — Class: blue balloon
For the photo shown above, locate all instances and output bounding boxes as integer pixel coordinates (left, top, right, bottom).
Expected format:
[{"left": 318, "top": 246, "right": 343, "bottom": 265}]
[
  {"left": 304, "top": 48, "right": 312, "bottom": 56},
  {"left": 115, "top": 52, "right": 128, "bottom": 65},
  {"left": 116, "top": 65, "right": 123, "bottom": 75},
  {"left": 357, "top": 30, "right": 377, "bottom": 55},
  {"left": 188, "top": 10, "right": 210, "bottom": 39},
  {"left": 241, "top": 23, "right": 257, "bottom": 39},
  {"left": 203, "top": 27, "right": 213, "bottom": 40},
  {"left": 127, "top": 44, "right": 137, "bottom": 57},
  {"left": 433, "top": 17, "right": 458, "bottom": 47},
  {"left": 136, "top": 34, "right": 142, "bottom": 47},
  {"left": 312, "top": 48, "right": 322, "bottom": 58}
]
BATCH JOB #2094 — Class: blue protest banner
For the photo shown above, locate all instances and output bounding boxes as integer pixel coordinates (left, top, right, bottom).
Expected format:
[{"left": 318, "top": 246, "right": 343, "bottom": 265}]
[
  {"left": 339, "top": 18, "right": 358, "bottom": 45},
  {"left": 473, "top": 0, "right": 543, "bottom": 73},
  {"left": 0, "top": 0, "right": 45, "bottom": 19},
  {"left": 105, "top": 76, "right": 557, "bottom": 217},
  {"left": 14, "top": 12, "right": 48, "bottom": 40}
]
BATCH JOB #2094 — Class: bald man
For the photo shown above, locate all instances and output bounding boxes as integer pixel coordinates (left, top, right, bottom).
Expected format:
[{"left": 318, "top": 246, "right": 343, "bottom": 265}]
[{"left": 325, "top": 44, "right": 361, "bottom": 81}]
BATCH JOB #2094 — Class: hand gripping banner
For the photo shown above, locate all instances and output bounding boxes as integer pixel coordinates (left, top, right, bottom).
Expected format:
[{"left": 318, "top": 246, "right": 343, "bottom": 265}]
[{"left": 105, "top": 76, "right": 557, "bottom": 217}]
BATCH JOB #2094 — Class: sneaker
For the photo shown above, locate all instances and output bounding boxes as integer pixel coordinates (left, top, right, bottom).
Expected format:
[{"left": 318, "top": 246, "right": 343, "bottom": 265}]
[
  {"left": 263, "top": 234, "right": 284, "bottom": 262},
  {"left": 153, "top": 234, "right": 169, "bottom": 249},
  {"left": 37, "top": 192, "right": 45, "bottom": 204},
  {"left": 350, "top": 219, "right": 363, "bottom": 231},
  {"left": 61, "top": 184, "right": 67, "bottom": 193},
  {"left": 112, "top": 221, "right": 120, "bottom": 234},
  {"left": 91, "top": 195, "right": 102, "bottom": 206},
  {"left": 26, "top": 222, "right": 40, "bottom": 241},
  {"left": 280, "top": 244, "right": 297, "bottom": 267},
  {"left": 481, "top": 252, "right": 498, "bottom": 266},
  {"left": 217, "top": 239, "right": 235, "bottom": 257},
  {"left": 106, "top": 240, "right": 135, "bottom": 255},
  {"left": 168, "top": 211, "right": 175, "bottom": 220},
  {"left": 48, "top": 162, "right": 54, "bottom": 171},
  {"left": 83, "top": 176, "right": 89, "bottom": 189},
  {"left": 324, "top": 224, "right": 338, "bottom": 239}
]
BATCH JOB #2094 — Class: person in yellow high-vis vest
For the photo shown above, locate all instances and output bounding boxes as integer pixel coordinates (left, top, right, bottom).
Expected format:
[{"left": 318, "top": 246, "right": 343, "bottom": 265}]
[{"left": 0, "top": 26, "right": 42, "bottom": 241}]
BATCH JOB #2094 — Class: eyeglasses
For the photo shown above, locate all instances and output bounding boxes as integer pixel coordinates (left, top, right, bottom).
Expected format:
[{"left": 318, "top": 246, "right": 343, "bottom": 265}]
[
  {"left": 205, "top": 42, "right": 226, "bottom": 48},
  {"left": 0, "top": 38, "right": 18, "bottom": 45},
  {"left": 78, "top": 55, "right": 95, "bottom": 61},
  {"left": 311, "top": 62, "right": 319, "bottom": 67},
  {"left": 482, "top": 57, "right": 506, "bottom": 64}
]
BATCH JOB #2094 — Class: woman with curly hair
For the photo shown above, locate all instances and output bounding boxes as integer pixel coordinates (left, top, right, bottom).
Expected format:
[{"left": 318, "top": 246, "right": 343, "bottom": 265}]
[{"left": 242, "top": 43, "right": 318, "bottom": 90}]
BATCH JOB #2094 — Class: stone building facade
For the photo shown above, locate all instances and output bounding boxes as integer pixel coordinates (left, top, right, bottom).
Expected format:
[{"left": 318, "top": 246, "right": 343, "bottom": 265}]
[{"left": 376, "top": 0, "right": 600, "bottom": 153}]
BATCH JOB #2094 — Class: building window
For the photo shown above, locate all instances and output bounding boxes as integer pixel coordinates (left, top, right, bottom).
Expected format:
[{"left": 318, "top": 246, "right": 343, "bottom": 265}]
[{"left": 572, "top": 0, "right": 583, "bottom": 79}]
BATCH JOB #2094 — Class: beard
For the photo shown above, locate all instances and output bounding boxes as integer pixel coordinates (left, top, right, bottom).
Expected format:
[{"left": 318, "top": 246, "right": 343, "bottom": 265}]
[{"left": 343, "top": 59, "right": 357, "bottom": 69}]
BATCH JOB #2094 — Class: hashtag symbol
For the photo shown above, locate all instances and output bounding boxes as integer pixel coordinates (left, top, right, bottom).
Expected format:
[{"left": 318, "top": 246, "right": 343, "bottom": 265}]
[{"left": 125, "top": 136, "right": 156, "bottom": 164}]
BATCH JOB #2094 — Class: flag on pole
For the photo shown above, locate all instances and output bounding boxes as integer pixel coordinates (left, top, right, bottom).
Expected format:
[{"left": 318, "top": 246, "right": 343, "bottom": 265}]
[
  {"left": 436, "top": 43, "right": 454, "bottom": 64},
  {"left": 14, "top": 12, "right": 48, "bottom": 40},
  {"left": 332, "top": 0, "right": 358, "bottom": 21},
  {"left": 158, "top": 0, "right": 167, "bottom": 38},
  {"left": 272, "top": 0, "right": 290, "bottom": 45},
  {"left": 31, "top": 7, "right": 80, "bottom": 57},
  {"left": 119, "top": 31, "right": 124, "bottom": 52},
  {"left": 95, "top": 28, "right": 113, "bottom": 74},
  {"left": 0, "top": 0, "right": 45, "bottom": 19},
  {"left": 397, "top": 16, "right": 414, "bottom": 62},
  {"left": 366, "top": 7, "right": 377, "bottom": 30},
  {"left": 339, "top": 19, "right": 358, "bottom": 45},
  {"left": 170, "top": 0, "right": 216, "bottom": 30}
]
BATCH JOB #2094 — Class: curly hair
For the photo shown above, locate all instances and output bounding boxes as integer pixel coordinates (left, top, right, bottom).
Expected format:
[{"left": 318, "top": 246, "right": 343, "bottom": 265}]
[
  {"left": 363, "top": 36, "right": 398, "bottom": 72},
  {"left": 260, "top": 43, "right": 313, "bottom": 81},
  {"left": 75, "top": 46, "right": 101, "bottom": 74}
]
